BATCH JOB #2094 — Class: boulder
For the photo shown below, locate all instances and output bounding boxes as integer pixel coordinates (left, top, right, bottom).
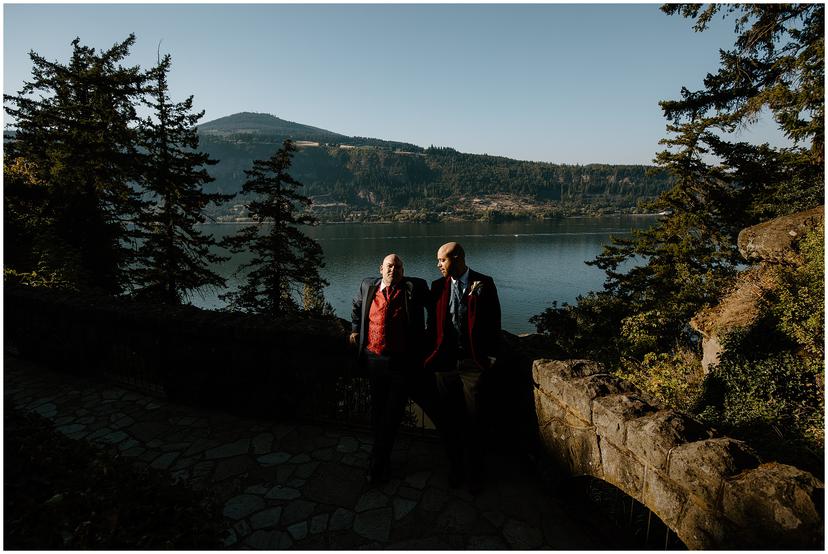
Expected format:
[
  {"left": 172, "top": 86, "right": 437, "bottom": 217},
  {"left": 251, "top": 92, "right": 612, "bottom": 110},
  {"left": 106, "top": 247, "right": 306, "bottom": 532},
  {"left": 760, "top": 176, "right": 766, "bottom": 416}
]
[
  {"left": 642, "top": 467, "right": 687, "bottom": 531},
  {"left": 692, "top": 207, "right": 824, "bottom": 372},
  {"left": 737, "top": 206, "right": 823, "bottom": 263},
  {"left": 531, "top": 357, "right": 824, "bottom": 549},
  {"left": 558, "top": 374, "right": 635, "bottom": 424},
  {"left": 689, "top": 266, "right": 770, "bottom": 372},
  {"left": 676, "top": 501, "right": 740, "bottom": 550}
]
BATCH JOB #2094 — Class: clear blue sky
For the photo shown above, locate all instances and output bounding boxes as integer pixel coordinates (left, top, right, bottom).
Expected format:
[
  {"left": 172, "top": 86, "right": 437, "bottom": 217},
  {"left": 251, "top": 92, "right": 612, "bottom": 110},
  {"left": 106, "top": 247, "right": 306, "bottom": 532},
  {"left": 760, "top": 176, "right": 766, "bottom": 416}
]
[{"left": 4, "top": 3, "right": 788, "bottom": 165}]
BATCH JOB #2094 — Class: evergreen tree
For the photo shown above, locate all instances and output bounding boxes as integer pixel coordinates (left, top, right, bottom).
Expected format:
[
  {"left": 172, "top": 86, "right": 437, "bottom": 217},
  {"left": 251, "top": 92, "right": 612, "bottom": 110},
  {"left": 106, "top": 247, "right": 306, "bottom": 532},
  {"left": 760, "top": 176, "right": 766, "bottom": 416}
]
[
  {"left": 536, "top": 4, "right": 824, "bottom": 356},
  {"left": 221, "top": 140, "right": 327, "bottom": 316},
  {"left": 134, "top": 54, "right": 231, "bottom": 304},
  {"left": 4, "top": 35, "right": 147, "bottom": 294}
]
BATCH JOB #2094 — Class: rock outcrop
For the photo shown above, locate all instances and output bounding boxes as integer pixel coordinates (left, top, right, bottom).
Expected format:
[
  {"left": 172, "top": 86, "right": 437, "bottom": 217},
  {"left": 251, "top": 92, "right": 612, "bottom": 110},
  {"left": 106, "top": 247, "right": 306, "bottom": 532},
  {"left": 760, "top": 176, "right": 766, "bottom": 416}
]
[
  {"left": 737, "top": 206, "right": 824, "bottom": 264},
  {"left": 533, "top": 358, "right": 824, "bottom": 549},
  {"left": 691, "top": 206, "right": 824, "bottom": 371}
]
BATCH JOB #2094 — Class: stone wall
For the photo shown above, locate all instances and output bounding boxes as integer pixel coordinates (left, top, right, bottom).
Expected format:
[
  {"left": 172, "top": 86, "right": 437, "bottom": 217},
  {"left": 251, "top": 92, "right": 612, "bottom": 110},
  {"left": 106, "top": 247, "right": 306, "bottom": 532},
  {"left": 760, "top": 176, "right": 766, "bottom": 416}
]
[
  {"left": 533, "top": 359, "right": 824, "bottom": 549},
  {"left": 5, "top": 286, "right": 353, "bottom": 419}
]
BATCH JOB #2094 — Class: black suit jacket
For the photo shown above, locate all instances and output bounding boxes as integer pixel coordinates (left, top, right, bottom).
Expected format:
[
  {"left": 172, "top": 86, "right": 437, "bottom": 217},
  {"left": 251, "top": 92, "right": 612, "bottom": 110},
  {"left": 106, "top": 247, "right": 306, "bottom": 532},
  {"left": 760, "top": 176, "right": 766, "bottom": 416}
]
[
  {"left": 425, "top": 269, "right": 501, "bottom": 370},
  {"left": 351, "top": 276, "right": 431, "bottom": 360}
]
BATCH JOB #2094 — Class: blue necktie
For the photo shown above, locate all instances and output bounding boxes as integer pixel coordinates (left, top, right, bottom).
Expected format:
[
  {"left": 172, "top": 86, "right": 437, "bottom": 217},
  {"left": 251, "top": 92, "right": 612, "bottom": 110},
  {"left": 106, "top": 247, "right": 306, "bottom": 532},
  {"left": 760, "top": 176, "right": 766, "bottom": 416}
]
[{"left": 450, "top": 279, "right": 463, "bottom": 331}]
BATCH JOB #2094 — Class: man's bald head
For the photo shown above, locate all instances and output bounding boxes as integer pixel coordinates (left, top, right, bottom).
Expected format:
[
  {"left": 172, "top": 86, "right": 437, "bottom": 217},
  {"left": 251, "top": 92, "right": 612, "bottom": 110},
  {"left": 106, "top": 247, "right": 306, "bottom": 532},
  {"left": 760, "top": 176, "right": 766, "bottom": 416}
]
[
  {"left": 379, "top": 253, "right": 404, "bottom": 286},
  {"left": 436, "top": 242, "right": 467, "bottom": 279}
]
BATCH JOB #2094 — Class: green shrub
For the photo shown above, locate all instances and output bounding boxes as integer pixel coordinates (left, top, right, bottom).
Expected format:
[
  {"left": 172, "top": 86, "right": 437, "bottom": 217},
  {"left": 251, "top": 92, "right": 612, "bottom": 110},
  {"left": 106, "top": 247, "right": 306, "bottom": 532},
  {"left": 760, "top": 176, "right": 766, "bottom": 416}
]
[
  {"left": 530, "top": 292, "right": 629, "bottom": 364},
  {"left": 697, "top": 325, "right": 823, "bottom": 476},
  {"left": 770, "top": 221, "right": 824, "bottom": 362},
  {"left": 619, "top": 310, "right": 673, "bottom": 358},
  {"left": 616, "top": 349, "right": 704, "bottom": 412}
]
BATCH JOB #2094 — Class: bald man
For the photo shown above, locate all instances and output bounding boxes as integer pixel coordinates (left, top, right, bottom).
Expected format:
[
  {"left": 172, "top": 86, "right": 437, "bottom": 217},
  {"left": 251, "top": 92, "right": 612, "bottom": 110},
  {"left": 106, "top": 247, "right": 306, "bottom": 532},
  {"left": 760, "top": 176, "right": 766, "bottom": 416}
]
[
  {"left": 350, "top": 254, "right": 433, "bottom": 484},
  {"left": 425, "top": 242, "right": 501, "bottom": 491}
]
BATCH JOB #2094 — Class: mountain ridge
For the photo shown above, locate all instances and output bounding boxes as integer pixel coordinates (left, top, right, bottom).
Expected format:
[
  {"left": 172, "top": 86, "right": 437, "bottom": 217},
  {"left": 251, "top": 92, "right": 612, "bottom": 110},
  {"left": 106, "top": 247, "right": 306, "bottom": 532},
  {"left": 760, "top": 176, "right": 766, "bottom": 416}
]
[
  {"left": 198, "top": 112, "right": 347, "bottom": 140},
  {"left": 198, "top": 111, "right": 423, "bottom": 152}
]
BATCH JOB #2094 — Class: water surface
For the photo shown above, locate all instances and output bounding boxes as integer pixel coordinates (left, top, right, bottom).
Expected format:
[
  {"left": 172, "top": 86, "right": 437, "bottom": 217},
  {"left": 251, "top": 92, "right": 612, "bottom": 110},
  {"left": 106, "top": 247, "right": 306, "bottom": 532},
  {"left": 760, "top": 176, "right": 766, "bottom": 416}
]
[{"left": 195, "top": 217, "right": 657, "bottom": 334}]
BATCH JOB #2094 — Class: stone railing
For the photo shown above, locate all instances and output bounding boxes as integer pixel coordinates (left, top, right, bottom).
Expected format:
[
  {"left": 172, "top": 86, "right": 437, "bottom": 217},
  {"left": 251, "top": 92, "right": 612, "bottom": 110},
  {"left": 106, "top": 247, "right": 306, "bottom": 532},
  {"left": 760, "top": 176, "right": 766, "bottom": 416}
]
[
  {"left": 533, "top": 359, "right": 824, "bottom": 549},
  {"left": 4, "top": 286, "right": 353, "bottom": 419}
]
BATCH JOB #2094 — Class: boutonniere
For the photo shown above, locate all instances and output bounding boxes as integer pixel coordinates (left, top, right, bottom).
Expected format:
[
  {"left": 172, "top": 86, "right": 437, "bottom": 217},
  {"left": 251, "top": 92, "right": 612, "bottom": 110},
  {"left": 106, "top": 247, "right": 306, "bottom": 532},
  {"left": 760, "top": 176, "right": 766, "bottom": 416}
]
[{"left": 468, "top": 281, "right": 483, "bottom": 296}]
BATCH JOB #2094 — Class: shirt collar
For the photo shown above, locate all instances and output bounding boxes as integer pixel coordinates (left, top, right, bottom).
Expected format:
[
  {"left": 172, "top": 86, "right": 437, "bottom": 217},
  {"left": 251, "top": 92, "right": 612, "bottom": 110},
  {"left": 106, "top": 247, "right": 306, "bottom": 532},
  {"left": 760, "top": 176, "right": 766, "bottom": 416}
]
[{"left": 379, "top": 280, "right": 399, "bottom": 291}]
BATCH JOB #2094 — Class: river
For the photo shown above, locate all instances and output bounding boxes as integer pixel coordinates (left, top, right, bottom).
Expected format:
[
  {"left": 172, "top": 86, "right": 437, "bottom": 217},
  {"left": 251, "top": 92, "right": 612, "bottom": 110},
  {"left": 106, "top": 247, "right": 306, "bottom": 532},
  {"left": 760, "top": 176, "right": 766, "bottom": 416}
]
[{"left": 193, "top": 216, "right": 657, "bottom": 334}]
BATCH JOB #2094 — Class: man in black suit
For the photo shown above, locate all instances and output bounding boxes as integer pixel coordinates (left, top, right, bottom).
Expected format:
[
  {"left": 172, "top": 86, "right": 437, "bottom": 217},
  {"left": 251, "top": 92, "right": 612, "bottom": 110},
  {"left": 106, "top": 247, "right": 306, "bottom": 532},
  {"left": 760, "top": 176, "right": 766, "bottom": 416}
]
[
  {"left": 350, "top": 253, "right": 434, "bottom": 483},
  {"left": 425, "top": 241, "right": 501, "bottom": 491}
]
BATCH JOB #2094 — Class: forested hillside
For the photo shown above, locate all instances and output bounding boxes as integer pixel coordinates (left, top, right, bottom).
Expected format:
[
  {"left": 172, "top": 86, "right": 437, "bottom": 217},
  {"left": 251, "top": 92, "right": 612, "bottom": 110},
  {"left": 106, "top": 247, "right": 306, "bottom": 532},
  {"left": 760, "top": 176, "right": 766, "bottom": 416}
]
[{"left": 196, "top": 115, "right": 673, "bottom": 219}]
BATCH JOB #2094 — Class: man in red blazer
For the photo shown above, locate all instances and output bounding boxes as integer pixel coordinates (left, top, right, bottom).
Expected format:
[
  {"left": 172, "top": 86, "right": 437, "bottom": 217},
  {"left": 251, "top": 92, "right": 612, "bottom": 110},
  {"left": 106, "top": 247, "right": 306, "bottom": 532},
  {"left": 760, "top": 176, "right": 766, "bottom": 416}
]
[{"left": 425, "top": 241, "right": 501, "bottom": 491}]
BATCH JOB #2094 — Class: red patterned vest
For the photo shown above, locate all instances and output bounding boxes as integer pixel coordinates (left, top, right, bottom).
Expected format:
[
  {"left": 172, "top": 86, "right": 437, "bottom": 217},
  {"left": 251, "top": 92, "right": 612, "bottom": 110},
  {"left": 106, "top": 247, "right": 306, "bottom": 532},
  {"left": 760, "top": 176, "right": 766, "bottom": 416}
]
[{"left": 366, "top": 285, "right": 407, "bottom": 356}]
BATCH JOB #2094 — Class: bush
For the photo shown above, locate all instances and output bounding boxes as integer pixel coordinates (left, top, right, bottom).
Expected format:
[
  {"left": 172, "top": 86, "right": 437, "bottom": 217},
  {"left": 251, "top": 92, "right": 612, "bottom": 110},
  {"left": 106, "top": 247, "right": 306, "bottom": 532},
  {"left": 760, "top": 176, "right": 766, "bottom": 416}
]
[
  {"left": 616, "top": 348, "right": 704, "bottom": 412},
  {"left": 530, "top": 292, "right": 629, "bottom": 363},
  {"left": 696, "top": 323, "right": 823, "bottom": 476},
  {"left": 770, "top": 221, "right": 824, "bottom": 362},
  {"left": 619, "top": 310, "right": 673, "bottom": 358}
]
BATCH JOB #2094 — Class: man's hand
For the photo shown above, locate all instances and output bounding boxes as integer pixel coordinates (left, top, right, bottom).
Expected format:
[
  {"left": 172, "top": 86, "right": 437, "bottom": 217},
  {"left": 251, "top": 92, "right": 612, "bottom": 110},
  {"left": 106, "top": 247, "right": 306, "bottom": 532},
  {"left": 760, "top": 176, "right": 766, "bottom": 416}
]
[{"left": 349, "top": 332, "right": 359, "bottom": 346}]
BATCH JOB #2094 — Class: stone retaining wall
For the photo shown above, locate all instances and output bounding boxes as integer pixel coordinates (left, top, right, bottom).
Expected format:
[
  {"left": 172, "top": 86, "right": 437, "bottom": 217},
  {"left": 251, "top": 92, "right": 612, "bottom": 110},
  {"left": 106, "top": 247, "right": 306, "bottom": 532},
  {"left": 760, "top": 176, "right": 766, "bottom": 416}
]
[
  {"left": 5, "top": 286, "right": 352, "bottom": 419},
  {"left": 533, "top": 359, "right": 824, "bottom": 549}
]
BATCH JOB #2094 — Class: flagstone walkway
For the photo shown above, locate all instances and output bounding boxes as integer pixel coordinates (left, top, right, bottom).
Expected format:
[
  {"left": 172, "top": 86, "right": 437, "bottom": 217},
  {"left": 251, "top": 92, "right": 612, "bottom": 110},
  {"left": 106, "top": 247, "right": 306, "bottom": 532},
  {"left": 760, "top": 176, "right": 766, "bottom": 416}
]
[{"left": 5, "top": 354, "right": 602, "bottom": 549}]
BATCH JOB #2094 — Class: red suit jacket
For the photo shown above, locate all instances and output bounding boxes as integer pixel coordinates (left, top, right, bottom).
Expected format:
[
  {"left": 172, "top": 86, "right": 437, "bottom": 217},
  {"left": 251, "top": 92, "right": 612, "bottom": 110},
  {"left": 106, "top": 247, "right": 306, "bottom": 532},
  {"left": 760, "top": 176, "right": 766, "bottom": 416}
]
[{"left": 425, "top": 269, "right": 501, "bottom": 370}]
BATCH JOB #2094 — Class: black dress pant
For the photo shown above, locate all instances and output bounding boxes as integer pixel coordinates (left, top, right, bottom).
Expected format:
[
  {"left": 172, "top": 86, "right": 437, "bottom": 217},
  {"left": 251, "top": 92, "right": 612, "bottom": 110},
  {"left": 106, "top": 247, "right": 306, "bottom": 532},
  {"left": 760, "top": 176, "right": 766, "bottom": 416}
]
[
  {"left": 364, "top": 351, "right": 437, "bottom": 474},
  {"left": 434, "top": 359, "right": 486, "bottom": 479}
]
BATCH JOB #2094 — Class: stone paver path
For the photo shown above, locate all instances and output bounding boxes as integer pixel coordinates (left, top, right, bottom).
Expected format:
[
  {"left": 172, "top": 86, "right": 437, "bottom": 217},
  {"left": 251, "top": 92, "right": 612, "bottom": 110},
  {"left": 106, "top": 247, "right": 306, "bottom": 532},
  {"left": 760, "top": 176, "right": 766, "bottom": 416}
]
[{"left": 5, "top": 354, "right": 601, "bottom": 549}]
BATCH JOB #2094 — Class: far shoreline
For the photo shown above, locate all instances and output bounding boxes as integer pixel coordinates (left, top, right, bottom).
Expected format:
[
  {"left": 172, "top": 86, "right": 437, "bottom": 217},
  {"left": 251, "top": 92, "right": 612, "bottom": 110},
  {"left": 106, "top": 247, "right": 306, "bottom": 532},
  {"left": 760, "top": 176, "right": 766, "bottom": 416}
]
[{"left": 202, "top": 212, "right": 665, "bottom": 226}]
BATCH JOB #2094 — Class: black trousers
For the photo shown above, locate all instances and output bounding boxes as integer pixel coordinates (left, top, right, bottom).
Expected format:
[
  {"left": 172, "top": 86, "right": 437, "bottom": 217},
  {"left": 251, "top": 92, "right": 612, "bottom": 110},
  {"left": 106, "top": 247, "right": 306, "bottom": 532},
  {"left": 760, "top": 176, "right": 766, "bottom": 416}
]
[
  {"left": 364, "top": 351, "right": 438, "bottom": 473},
  {"left": 434, "top": 359, "right": 486, "bottom": 478}
]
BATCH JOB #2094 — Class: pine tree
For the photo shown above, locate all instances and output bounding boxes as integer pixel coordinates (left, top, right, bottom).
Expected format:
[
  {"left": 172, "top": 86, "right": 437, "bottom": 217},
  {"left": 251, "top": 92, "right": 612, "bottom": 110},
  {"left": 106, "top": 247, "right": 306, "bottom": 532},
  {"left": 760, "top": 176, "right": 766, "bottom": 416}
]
[
  {"left": 221, "top": 140, "right": 328, "bottom": 316},
  {"left": 134, "top": 54, "right": 231, "bottom": 304},
  {"left": 543, "top": 4, "right": 825, "bottom": 355},
  {"left": 4, "top": 35, "right": 147, "bottom": 294}
]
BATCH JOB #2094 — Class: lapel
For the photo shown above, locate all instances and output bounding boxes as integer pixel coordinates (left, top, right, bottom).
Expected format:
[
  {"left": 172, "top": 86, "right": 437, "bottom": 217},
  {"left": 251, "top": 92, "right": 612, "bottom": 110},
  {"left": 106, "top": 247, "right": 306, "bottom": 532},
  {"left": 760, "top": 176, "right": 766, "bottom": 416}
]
[
  {"left": 465, "top": 270, "right": 480, "bottom": 327},
  {"left": 362, "top": 280, "right": 379, "bottom": 329},
  {"left": 436, "top": 277, "right": 450, "bottom": 341},
  {"left": 401, "top": 279, "right": 411, "bottom": 326}
]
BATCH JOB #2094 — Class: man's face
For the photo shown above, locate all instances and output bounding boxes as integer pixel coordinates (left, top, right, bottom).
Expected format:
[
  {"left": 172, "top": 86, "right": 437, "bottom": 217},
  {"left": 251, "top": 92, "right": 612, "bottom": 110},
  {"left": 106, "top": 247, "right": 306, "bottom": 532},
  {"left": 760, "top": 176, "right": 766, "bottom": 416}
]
[
  {"left": 380, "top": 255, "right": 404, "bottom": 286},
  {"left": 436, "top": 246, "right": 456, "bottom": 278}
]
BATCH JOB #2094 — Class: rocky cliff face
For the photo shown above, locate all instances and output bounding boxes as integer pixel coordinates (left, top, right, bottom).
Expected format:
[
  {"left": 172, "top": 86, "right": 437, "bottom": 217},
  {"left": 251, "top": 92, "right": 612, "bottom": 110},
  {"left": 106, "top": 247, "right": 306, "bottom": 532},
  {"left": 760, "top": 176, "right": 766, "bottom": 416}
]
[{"left": 691, "top": 206, "right": 824, "bottom": 372}]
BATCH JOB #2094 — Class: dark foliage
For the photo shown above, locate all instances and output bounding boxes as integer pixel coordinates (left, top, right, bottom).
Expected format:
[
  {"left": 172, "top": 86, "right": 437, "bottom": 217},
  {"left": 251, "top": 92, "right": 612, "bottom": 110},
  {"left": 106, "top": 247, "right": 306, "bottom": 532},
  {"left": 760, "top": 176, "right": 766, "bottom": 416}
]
[
  {"left": 4, "top": 35, "right": 147, "bottom": 294},
  {"left": 133, "top": 53, "right": 232, "bottom": 304},
  {"left": 221, "top": 139, "right": 327, "bottom": 316}
]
